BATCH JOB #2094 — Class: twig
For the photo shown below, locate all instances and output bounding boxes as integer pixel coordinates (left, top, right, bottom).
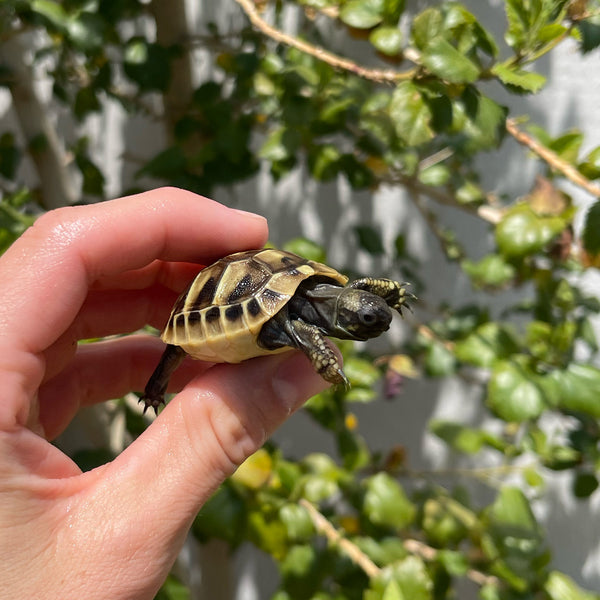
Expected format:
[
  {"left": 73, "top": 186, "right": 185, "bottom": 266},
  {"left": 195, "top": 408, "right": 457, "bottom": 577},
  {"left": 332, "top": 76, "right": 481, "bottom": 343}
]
[
  {"left": 0, "top": 34, "right": 77, "bottom": 209},
  {"left": 506, "top": 118, "right": 600, "bottom": 198},
  {"left": 299, "top": 499, "right": 381, "bottom": 578},
  {"left": 300, "top": 499, "right": 500, "bottom": 588},
  {"left": 392, "top": 174, "right": 504, "bottom": 224},
  {"left": 234, "top": 0, "right": 417, "bottom": 83}
]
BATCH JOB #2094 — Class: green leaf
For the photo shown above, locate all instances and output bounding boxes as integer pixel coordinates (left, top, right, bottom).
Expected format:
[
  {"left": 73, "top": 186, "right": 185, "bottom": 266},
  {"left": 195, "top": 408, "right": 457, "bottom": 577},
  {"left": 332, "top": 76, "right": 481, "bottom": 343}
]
[
  {"left": 193, "top": 484, "right": 246, "bottom": 545},
  {"left": 495, "top": 204, "right": 565, "bottom": 258},
  {"left": 424, "top": 341, "right": 457, "bottom": 377},
  {"left": 549, "top": 363, "right": 600, "bottom": 418},
  {"left": 363, "top": 473, "right": 416, "bottom": 531},
  {"left": 422, "top": 498, "right": 469, "bottom": 546},
  {"left": 483, "top": 485, "right": 549, "bottom": 591},
  {"left": 382, "top": 0, "right": 405, "bottom": 22},
  {"left": 389, "top": 82, "right": 434, "bottom": 146},
  {"left": 578, "top": 16, "right": 600, "bottom": 54},
  {"left": 411, "top": 8, "right": 443, "bottom": 51},
  {"left": 430, "top": 420, "right": 485, "bottom": 454},
  {"left": 582, "top": 200, "right": 600, "bottom": 256},
  {"left": 308, "top": 144, "right": 341, "bottom": 181},
  {"left": 155, "top": 575, "right": 191, "bottom": 600},
  {"left": 343, "top": 356, "right": 382, "bottom": 388},
  {"left": 485, "top": 486, "right": 544, "bottom": 560},
  {"left": 137, "top": 146, "right": 186, "bottom": 179},
  {"left": 459, "top": 88, "right": 507, "bottom": 150},
  {"left": 74, "top": 86, "right": 101, "bottom": 120},
  {"left": 370, "top": 26, "right": 403, "bottom": 55},
  {"left": 124, "top": 38, "right": 171, "bottom": 92},
  {"left": 545, "top": 571, "right": 600, "bottom": 600},
  {"left": 279, "top": 504, "right": 314, "bottom": 541},
  {"left": 366, "top": 558, "right": 433, "bottom": 600},
  {"left": 340, "top": 154, "right": 376, "bottom": 189},
  {"left": 504, "top": 0, "right": 530, "bottom": 50},
  {"left": 462, "top": 254, "right": 516, "bottom": 289},
  {"left": 340, "top": 0, "right": 384, "bottom": 29},
  {"left": 283, "top": 238, "right": 326, "bottom": 263},
  {"left": 247, "top": 509, "right": 288, "bottom": 557},
  {"left": 491, "top": 61, "right": 547, "bottom": 93},
  {"left": 487, "top": 359, "right": 547, "bottom": 422},
  {"left": 355, "top": 224, "right": 385, "bottom": 255},
  {"left": 66, "top": 12, "right": 107, "bottom": 51},
  {"left": 573, "top": 472, "right": 599, "bottom": 499},
  {"left": 437, "top": 550, "right": 469, "bottom": 576},
  {"left": 578, "top": 146, "right": 600, "bottom": 180},
  {"left": 418, "top": 164, "right": 450, "bottom": 186},
  {"left": 455, "top": 322, "right": 519, "bottom": 368},
  {"left": 421, "top": 37, "right": 480, "bottom": 84},
  {"left": 260, "top": 127, "right": 301, "bottom": 162},
  {"left": 232, "top": 448, "right": 273, "bottom": 489},
  {"left": 0, "top": 133, "right": 21, "bottom": 179},
  {"left": 31, "top": 0, "right": 68, "bottom": 29},
  {"left": 549, "top": 130, "right": 584, "bottom": 164},
  {"left": 456, "top": 180, "right": 486, "bottom": 205}
]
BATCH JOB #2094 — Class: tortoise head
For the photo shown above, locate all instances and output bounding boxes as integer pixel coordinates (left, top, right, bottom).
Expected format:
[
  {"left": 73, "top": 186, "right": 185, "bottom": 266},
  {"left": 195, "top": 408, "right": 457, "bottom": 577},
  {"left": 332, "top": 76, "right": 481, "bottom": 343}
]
[{"left": 332, "top": 287, "right": 393, "bottom": 341}]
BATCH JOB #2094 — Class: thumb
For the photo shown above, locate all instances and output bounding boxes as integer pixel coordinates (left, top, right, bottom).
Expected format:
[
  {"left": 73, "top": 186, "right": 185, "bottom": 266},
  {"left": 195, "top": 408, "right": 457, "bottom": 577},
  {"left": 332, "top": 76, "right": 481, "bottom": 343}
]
[{"left": 73, "top": 350, "right": 329, "bottom": 595}]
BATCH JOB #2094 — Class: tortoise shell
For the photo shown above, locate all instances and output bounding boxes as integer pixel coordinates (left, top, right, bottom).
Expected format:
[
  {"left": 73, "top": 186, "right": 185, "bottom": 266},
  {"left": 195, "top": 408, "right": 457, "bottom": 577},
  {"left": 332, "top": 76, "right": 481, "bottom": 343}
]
[{"left": 161, "top": 248, "right": 348, "bottom": 363}]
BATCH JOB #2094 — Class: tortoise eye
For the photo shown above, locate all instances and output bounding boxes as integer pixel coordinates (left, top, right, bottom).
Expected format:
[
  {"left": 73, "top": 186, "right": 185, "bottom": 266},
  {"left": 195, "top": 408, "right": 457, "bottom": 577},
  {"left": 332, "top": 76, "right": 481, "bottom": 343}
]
[{"left": 359, "top": 311, "right": 376, "bottom": 325}]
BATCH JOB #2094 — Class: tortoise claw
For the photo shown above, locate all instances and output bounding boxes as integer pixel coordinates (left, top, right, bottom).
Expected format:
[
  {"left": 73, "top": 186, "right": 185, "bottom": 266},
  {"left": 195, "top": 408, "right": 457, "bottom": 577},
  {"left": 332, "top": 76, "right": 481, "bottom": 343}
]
[{"left": 139, "top": 395, "right": 164, "bottom": 416}]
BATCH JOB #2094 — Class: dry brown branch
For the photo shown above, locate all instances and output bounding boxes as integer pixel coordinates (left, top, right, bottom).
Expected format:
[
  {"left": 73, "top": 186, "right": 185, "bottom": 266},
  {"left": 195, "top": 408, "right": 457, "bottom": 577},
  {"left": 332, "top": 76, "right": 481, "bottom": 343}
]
[
  {"left": 300, "top": 499, "right": 499, "bottom": 588},
  {"left": 299, "top": 499, "right": 381, "bottom": 579},
  {"left": 506, "top": 118, "right": 600, "bottom": 198},
  {"left": 234, "top": 0, "right": 417, "bottom": 83}
]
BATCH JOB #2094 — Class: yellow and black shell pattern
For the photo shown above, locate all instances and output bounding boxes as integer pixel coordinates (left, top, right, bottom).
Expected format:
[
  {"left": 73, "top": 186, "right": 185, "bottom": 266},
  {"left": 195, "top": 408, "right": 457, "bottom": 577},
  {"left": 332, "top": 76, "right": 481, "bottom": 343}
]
[{"left": 161, "top": 248, "right": 348, "bottom": 363}]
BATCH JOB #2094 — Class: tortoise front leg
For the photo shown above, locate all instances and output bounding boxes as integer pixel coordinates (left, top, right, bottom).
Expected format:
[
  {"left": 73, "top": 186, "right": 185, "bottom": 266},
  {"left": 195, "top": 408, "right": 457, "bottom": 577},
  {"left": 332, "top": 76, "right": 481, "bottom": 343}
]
[
  {"left": 286, "top": 319, "right": 349, "bottom": 388},
  {"left": 140, "top": 344, "right": 186, "bottom": 415},
  {"left": 349, "top": 277, "right": 414, "bottom": 315}
]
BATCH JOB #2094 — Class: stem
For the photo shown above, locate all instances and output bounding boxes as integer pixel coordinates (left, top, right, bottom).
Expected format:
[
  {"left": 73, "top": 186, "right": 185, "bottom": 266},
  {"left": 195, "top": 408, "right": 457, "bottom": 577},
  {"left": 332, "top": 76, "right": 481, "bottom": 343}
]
[
  {"left": 506, "top": 118, "right": 600, "bottom": 198},
  {"left": 300, "top": 499, "right": 499, "bottom": 588},
  {"left": 234, "top": 0, "right": 417, "bottom": 83},
  {"left": 0, "top": 34, "right": 77, "bottom": 209},
  {"left": 299, "top": 499, "right": 381, "bottom": 579},
  {"left": 149, "top": 0, "right": 195, "bottom": 143}
]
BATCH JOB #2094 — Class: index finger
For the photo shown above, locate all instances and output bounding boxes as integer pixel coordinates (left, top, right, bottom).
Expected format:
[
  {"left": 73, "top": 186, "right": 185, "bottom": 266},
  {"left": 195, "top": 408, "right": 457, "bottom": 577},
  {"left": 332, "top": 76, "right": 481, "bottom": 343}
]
[{"left": 0, "top": 188, "right": 268, "bottom": 354}]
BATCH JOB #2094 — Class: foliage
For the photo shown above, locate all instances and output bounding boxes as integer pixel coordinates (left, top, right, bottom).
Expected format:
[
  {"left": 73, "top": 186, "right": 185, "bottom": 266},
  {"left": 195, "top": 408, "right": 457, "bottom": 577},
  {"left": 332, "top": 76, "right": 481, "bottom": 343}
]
[{"left": 2, "top": 0, "right": 600, "bottom": 598}]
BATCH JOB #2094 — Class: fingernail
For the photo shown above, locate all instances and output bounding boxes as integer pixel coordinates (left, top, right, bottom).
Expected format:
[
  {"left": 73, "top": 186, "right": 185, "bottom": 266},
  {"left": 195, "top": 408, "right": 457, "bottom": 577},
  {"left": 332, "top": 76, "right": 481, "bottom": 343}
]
[{"left": 231, "top": 208, "right": 266, "bottom": 223}]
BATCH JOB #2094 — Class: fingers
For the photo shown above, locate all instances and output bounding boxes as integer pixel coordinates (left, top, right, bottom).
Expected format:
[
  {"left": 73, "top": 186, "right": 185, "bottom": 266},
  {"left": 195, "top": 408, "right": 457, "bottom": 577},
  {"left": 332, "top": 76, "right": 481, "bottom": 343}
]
[
  {"left": 0, "top": 188, "right": 268, "bottom": 355},
  {"left": 87, "top": 351, "right": 330, "bottom": 556},
  {"left": 38, "top": 335, "right": 211, "bottom": 440}
]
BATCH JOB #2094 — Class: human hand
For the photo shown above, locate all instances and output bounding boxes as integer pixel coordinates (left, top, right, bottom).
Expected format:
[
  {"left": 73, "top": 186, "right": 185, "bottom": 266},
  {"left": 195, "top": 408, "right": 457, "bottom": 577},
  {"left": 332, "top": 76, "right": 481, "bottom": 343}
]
[{"left": 0, "top": 188, "right": 329, "bottom": 599}]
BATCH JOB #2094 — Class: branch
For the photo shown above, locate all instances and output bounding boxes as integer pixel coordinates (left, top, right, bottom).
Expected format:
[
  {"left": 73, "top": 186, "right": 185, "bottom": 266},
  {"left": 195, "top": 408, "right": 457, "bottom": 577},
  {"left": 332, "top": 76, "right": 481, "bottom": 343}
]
[
  {"left": 149, "top": 0, "right": 195, "bottom": 142},
  {"left": 300, "top": 499, "right": 499, "bottom": 588},
  {"left": 506, "top": 118, "right": 600, "bottom": 198},
  {"left": 391, "top": 174, "right": 504, "bottom": 224},
  {"left": 234, "top": 0, "right": 417, "bottom": 83},
  {"left": 0, "top": 34, "right": 77, "bottom": 209},
  {"left": 299, "top": 499, "right": 381, "bottom": 579}
]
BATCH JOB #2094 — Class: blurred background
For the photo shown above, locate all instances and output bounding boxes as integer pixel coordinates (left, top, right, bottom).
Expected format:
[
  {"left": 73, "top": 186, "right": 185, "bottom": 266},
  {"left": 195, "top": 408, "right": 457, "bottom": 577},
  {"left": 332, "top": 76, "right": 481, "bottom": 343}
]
[{"left": 2, "top": 1, "right": 600, "bottom": 598}]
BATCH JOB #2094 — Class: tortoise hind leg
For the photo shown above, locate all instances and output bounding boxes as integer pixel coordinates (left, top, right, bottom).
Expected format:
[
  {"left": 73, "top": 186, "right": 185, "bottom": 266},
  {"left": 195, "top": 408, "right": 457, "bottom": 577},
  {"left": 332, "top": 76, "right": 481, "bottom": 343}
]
[
  {"left": 349, "top": 277, "right": 415, "bottom": 315},
  {"left": 140, "top": 344, "right": 186, "bottom": 415}
]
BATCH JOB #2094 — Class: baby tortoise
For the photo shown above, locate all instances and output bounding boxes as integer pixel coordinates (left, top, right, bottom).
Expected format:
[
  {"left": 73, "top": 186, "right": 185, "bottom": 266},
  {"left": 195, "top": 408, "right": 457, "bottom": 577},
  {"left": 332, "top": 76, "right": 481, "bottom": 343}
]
[{"left": 141, "top": 248, "right": 413, "bottom": 414}]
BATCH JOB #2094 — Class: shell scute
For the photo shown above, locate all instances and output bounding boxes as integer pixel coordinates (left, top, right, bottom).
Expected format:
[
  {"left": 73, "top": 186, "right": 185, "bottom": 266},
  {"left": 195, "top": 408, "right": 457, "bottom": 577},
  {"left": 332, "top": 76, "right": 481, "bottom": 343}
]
[{"left": 161, "top": 248, "right": 347, "bottom": 363}]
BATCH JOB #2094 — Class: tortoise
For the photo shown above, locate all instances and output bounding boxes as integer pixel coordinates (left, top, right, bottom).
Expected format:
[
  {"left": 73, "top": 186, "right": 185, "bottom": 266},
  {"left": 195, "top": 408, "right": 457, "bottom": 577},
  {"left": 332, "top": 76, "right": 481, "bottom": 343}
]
[{"left": 140, "top": 248, "right": 413, "bottom": 414}]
